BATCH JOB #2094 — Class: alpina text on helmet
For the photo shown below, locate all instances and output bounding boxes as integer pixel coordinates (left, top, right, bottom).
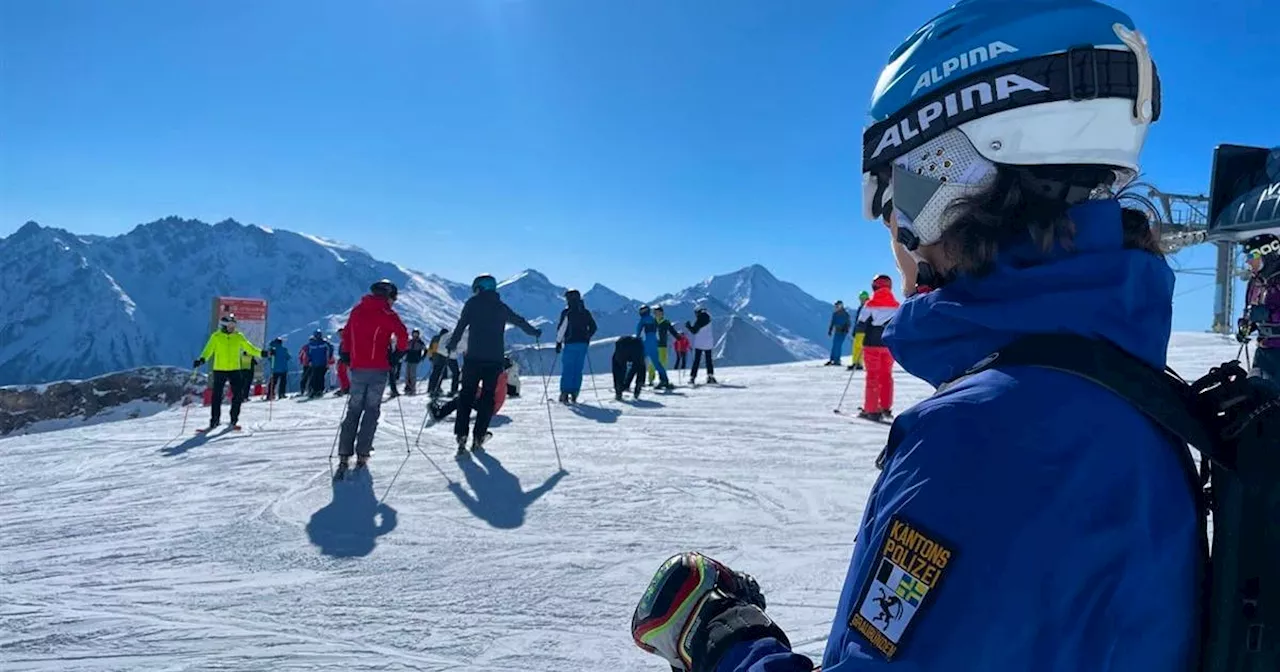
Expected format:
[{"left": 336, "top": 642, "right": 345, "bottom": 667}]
[
  {"left": 911, "top": 41, "right": 1020, "bottom": 97},
  {"left": 870, "top": 74, "right": 1049, "bottom": 163}
]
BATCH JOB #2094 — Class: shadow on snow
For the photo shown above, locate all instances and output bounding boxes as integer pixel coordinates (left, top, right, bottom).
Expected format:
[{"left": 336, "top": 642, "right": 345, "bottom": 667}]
[
  {"left": 568, "top": 404, "right": 622, "bottom": 424},
  {"left": 306, "top": 469, "right": 398, "bottom": 558},
  {"left": 449, "top": 451, "right": 566, "bottom": 529}
]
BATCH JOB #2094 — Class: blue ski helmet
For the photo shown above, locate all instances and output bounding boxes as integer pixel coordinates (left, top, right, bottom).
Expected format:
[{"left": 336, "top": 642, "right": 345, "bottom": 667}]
[
  {"left": 472, "top": 274, "right": 498, "bottom": 293},
  {"left": 862, "top": 0, "right": 1160, "bottom": 251}
]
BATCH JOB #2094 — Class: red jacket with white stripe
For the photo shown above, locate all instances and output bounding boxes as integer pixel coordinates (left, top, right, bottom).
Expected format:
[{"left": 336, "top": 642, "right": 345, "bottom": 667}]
[
  {"left": 857, "top": 287, "right": 900, "bottom": 348},
  {"left": 340, "top": 294, "right": 409, "bottom": 371}
]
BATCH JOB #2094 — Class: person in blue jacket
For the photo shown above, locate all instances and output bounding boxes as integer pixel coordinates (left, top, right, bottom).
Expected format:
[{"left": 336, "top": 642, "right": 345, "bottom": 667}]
[
  {"left": 266, "top": 337, "right": 291, "bottom": 400},
  {"left": 629, "top": 2, "right": 1199, "bottom": 671},
  {"left": 636, "top": 305, "right": 675, "bottom": 390},
  {"left": 827, "top": 301, "right": 852, "bottom": 366}
]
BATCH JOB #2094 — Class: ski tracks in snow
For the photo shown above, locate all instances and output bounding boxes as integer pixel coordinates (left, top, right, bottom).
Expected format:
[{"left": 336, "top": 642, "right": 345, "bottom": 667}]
[{"left": 0, "top": 334, "right": 1239, "bottom": 670}]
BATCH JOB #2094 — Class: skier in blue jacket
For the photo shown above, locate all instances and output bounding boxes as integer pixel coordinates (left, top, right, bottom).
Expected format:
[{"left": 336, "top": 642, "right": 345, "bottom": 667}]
[
  {"left": 630, "top": 2, "right": 1198, "bottom": 671},
  {"left": 266, "top": 337, "right": 290, "bottom": 400},
  {"left": 636, "top": 305, "right": 674, "bottom": 390},
  {"left": 827, "top": 301, "right": 852, "bottom": 366}
]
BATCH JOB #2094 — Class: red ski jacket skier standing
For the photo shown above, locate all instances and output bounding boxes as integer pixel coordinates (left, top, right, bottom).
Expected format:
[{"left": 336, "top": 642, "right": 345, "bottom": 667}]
[
  {"left": 334, "top": 280, "right": 408, "bottom": 477},
  {"left": 857, "top": 274, "right": 900, "bottom": 421}
]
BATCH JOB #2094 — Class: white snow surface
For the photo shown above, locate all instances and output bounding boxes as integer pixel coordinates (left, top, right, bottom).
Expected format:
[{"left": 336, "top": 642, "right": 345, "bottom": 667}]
[{"left": 0, "top": 333, "right": 1241, "bottom": 671}]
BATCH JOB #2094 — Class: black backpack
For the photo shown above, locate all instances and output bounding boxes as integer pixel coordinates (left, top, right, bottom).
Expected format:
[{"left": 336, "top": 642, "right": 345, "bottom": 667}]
[{"left": 952, "top": 333, "right": 1280, "bottom": 671}]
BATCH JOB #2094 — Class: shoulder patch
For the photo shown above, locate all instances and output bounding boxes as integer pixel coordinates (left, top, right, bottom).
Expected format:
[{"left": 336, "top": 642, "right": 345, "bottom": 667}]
[{"left": 849, "top": 515, "right": 954, "bottom": 661}]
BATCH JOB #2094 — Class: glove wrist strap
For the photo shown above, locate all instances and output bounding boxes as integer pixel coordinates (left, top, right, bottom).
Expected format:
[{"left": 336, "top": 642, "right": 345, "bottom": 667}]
[{"left": 690, "top": 602, "right": 790, "bottom": 672}]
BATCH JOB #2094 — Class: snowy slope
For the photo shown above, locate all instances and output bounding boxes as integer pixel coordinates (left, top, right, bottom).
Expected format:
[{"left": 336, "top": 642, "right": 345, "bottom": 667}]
[
  {"left": 0, "top": 333, "right": 1241, "bottom": 671},
  {"left": 0, "top": 219, "right": 469, "bottom": 386}
]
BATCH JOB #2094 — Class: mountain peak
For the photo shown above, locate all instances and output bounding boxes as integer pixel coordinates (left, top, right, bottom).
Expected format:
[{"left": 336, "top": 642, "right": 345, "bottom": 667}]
[{"left": 499, "top": 269, "right": 553, "bottom": 288}]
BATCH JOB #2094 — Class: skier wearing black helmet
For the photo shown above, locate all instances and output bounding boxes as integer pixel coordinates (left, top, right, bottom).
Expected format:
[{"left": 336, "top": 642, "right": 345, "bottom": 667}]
[
  {"left": 556, "top": 288, "right": 597, "bottom": 403},
  {"left": 333, "top": 279, "right": 408, "bottom": 479},
  {"left": 437, "top": 274, "right": 541, "bottom": 454},
  {"left": 1239, "top": 233, "right": 1280, "bottom": 381}
]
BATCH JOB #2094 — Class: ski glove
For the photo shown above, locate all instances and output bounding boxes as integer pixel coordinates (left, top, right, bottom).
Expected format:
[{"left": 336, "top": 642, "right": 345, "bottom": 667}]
[
  {"left": 555, "top": 343, "right": 563, "bottom": 354},
  {"left": 1237, "top": 319, "right": 1253, "bottom": 344},
  {"left": 193, "top": 358, "right": 205, "bottom": 368},
  {"left": 632, "top": 552, "right": 790, "bottom": 672},
  {"left": 339, "top": 351, "right": 351, "bottom": 365}
]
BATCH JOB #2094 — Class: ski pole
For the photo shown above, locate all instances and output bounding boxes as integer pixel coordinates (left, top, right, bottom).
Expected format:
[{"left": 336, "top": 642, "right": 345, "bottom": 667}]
[
  {"left": 584, "top": 348, "right": 603, "bottom": 404},
  {"left": 179, "top": 369, "right": 200, "bottom": 435},
  {"left": 534, "top": 339, "right": 564, "bottom": 471},
  {"left": 833, "top": 364, "right": 858, "bottom": 414},
  {"left": 379, "top": 391, "right": 417, "bottom": 503},
  {"left": 328, "top": 401, "right": 349, "bottom": 479}
]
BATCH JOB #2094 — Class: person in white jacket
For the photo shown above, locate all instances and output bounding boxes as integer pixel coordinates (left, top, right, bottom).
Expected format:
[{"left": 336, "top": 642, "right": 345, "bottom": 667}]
[{"left": 685, "top": 306, "right": 716, "bottom": 384}]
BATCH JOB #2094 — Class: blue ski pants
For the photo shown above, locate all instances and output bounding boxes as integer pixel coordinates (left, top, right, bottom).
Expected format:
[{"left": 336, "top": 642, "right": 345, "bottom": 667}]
[
  {"left": 830, "top": 332, "right": 846, "bottom": 364},
  {"left": 560, "top": 342, "right": 589, "bottom": 394},
  {"left": 644, "top": 341, "right": 670, "bottom": 385}
]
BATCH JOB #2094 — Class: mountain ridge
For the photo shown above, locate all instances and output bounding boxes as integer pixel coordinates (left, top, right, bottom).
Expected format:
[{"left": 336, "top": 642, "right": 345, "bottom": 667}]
[{"left": 1, "top": 219, "right": 842, "bottom": 384}]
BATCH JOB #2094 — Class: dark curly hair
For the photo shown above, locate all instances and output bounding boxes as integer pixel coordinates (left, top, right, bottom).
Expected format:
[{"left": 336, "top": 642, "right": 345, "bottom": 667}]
[{"left": 935, "top": 166, "right": 1162, "bottom": 280}]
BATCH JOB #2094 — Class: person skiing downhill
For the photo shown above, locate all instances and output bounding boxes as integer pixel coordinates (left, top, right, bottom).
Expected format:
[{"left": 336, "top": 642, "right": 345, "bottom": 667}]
[
  {"left": 630, "top": 2, "right": 1199, "bottom": 671},
  {"left": 827, "top": 301, "right": 852, "bottom": 366},
  {"left": 856, "top": 275, "right": 900, "bottom": 421},
  {"left": 686, "top": 306, "right": 716, "bottom": 385},
  {"left": 334, "top": 279, "right": 409, "bottom": 479},
  {"left": 556, "top": 288, "right": 598, "bottom": 404},
  {"left": 635, "top": 305, "right": 676, "bottom": 390},
  {"left": 847, "top": 290, "right": 870, "bottom": 371},
  {"left": 438, "top": 274, "right": 541, "bottom": 455},
  {"left": 1238, "top": 233, "right": 1280, "bottom": 381},
  {"left": 193, "top": 314, "right": 262, "bottom": 431}
]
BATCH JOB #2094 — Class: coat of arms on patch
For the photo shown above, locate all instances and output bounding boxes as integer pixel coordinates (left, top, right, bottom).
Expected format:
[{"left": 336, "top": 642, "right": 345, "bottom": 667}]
[{"left": 848, "top": 515, "right": 954, "bottom": 660}]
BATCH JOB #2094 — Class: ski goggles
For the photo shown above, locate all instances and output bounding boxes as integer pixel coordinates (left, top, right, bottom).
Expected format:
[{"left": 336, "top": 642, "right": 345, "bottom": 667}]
[{"left": 861, "top": 44, "right": 1160, "bottom": 248}]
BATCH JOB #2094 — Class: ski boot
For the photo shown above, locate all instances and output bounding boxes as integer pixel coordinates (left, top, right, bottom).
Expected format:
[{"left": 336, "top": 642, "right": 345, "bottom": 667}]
[
  {"left": 569, "top": 393, "right": 578, "bottom": 404},
  {"left": 857, "top": 408, "right": 887, "bottom": 422},
  {"left": 559, "top": 392, "right": 569, "bottom": 404},
  {"left": 706, "top": 376, "right": 718, "bottom": 385},
  {"left": 615, "top": 390, "right": 623, "bottom": 401},
  {"left": 197, "top": 420, "right": 220, "bottom": 434},
  {"left": 353, "top": 456, "right": 369, "bottom": 474},
  {"left": 425, "top": 401, "right": 443, "bottom": 428},
  {"left": 333, "top": 458, "right": 350, "bottom": 481},
  {"left": 455, "top": 435, "right": 469, "bottom": 457},
  {"left": 471, "top": 432, "right": 492, "bottom": 453}
]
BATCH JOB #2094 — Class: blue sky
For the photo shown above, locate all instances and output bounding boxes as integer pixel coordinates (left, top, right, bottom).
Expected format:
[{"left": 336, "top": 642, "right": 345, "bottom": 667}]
[{"left": 1, "top": 0, "right": 1276, "bottom": 330}]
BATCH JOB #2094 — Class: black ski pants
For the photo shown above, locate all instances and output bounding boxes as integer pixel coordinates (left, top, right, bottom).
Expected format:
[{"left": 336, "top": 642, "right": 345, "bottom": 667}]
[
  {"left": 673, "top": 350, "right": 687, "bottom": 370},
  {"left": 209, "top": 369, "right": 246, "bottom": 425},
  {"left": 268, "top": 372, "right": 287, "bottom": 399},
  {"left": 308, "top": 365, "right": 328, "bottom": 396},
  {"left": 453, "top": 357, "right": 504, "bottom": 440},
  {"left": 691, "top": 349, "right": 714, "bottom": 378},
  {"left": 612, "top": 351, "right": 645, "bottom": 396},
  {"left": 428, "top": 354, "right": 460, "bottom": 396}
]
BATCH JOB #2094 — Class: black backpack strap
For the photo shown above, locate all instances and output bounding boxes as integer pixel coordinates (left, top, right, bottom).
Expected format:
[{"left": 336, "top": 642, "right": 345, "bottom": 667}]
[{"left": 951, "top": 333, "right": 1218, "bottom": 455}]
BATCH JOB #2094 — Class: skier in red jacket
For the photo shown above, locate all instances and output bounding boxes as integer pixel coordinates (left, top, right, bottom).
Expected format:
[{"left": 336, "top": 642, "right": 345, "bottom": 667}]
[
  {"left": 334, "top": 279, "right": 409, "bottom": 479},
  {"left": 856, "top": 274, "right": 900, "bottom": 421}
]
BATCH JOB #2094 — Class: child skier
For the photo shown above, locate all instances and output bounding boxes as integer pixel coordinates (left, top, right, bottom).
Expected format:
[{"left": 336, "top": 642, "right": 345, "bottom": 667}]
[
  {"left": 847, "top": 290, "right": 870, "bottom": 371},
  {"left": 193, "top": 314, "right": 262, "bottom": 431},
  {"left": 611, "top": 335, "right": 647, "bottom": 400},
  {"left": 636, "top": 306, "right": 674, "bottom": 390},
  {"left": 686, "top": 306, "right": 716, "bottom": 384},
  {"left": 672, "top": 332, "right": 690, "bottom": 370},
  {"left": 827, "top": 300, "right": 852, "bottom": 366},
  {"left": 1239, "top": 233, "right": 1280, "bottom": 381},
  {"left": 266, "top": 337, "right": 290, "bottom": 400},
  {"left": 857, "top": 275, "right": 899, "bottom": 421},
  {"left": 335, "top": 279, "right": 409, "bottom": 478},
  {"left": 556, "top": 288, "right": 598, "bottom": 404}
]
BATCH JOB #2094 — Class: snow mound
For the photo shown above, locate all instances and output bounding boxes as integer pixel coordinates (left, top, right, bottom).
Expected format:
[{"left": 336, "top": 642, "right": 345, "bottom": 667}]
[{"left": 0, "top": 366, "right": 199, "bottom": 436}]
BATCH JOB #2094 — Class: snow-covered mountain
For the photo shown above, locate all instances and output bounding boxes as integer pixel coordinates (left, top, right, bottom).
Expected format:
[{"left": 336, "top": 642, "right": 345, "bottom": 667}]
[
  {"left": 0, "top": 219, "right": 469, "bottom": 385},
  {"left": 0, "top": 219, "right": 838, "bottom": 385}
]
